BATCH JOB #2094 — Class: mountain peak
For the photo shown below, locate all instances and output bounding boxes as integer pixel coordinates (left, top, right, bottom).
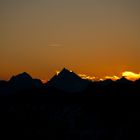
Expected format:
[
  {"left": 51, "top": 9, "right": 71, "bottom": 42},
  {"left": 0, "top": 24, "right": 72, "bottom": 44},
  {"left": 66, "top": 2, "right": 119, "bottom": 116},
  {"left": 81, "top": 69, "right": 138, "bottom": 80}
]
[
  {"left": 62, "top": 67, "right": 68, "bottom": 71},
  {"left": 9, "top": 72, "right": 32, "bottom": 82},
  {"left": 59, "top": 68, "right": 72, "bottom": 74},
  {"left": 55, "top": 68, "right": 83, "bottom": 82},
  {"left": 116, "top": 76, "right": 131, "bottom": 84},
  {"left": 21, "top": 72, "right": 31, "bottom": 76},
  {"left": 9, "top": 72, "right": 34, "bottom": 91},
  {"left": 47, "top": 68, "right": 88, "bottom": 93}
]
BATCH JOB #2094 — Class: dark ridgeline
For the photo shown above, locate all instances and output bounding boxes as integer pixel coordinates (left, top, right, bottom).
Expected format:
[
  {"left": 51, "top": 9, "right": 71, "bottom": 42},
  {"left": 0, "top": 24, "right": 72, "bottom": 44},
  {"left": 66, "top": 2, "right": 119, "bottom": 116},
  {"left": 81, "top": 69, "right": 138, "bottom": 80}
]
[
  {"left": 47, "top": 68, "right": 89, "bottom": 93},
  {"left": 0, "top": 68, "right": 140, "bottom": 139}
]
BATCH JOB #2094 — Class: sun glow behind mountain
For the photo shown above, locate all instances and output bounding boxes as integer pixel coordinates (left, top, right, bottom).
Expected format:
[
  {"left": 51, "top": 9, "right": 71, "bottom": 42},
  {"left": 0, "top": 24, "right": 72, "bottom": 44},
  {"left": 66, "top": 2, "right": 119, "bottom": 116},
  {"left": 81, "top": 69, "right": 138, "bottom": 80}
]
[
  {"left": 105, "top": 76, "right": 120, "bottom": 81},
  {"left": 78, "top": 74, "right": 96, "bottom": 81},
  {"left": 1, "top": 0, "right": 140, "bottom": 80},
  {"left": 122, "top": 71, "right": 140, "bottom": 81},
  {"left": 104, "top": 71, "right": 140, "bottom": 81},
  {"left": 80, "top": 71, "right": 140, "bottom": 81},
  {"left": 103, "top": 71, "right": 140, "bottom": 81},
  {"left": 55, "top": 70, "right": 140, "bottom": 82}
]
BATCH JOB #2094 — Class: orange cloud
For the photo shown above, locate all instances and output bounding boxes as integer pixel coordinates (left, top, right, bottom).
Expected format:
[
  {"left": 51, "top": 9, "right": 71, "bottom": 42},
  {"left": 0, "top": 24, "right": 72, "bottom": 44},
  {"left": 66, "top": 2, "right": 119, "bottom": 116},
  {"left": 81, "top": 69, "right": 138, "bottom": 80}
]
[
  {"left": 105, "top": 75, "right": 120, "bottom": 81},
  {"left": 122, "top": 71, "right": 140, "bottom": 81},
  {"left": 55, "top": 70, "right": 140, "bottom": 82},
  {"left": 79, "top": 74, "right": 96, "bottom": 81}
]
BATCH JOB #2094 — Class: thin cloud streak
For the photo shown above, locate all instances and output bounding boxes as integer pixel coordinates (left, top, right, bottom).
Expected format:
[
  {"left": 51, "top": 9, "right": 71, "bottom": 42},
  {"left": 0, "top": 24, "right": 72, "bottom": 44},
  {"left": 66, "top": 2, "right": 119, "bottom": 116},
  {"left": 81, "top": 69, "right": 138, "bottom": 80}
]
[{"left": 48, "top": 43, "right": 63, "bottom": 47}]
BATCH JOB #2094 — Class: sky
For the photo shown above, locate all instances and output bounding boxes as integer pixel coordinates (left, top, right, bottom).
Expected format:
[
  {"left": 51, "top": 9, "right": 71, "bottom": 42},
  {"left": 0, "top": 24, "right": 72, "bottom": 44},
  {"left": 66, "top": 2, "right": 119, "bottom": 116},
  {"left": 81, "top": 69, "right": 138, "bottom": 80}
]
[{"left": 0, "top": 0, "right": 140, "bottom": 80}]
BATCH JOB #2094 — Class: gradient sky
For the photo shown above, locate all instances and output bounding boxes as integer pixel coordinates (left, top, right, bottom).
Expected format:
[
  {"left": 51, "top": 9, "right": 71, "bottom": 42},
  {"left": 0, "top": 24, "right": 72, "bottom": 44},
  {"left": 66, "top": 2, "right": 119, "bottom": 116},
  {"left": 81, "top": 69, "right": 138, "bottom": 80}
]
[{"left": 0, "top": 0, "right": 140, "bottom": 80}]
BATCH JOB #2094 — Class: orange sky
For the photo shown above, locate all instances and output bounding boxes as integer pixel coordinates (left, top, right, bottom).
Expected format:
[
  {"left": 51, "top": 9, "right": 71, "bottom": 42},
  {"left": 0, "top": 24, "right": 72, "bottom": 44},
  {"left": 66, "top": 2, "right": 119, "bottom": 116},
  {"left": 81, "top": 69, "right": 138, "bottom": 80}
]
[{"left": 0, "top": 0, "right": 140, "bottom": 80}]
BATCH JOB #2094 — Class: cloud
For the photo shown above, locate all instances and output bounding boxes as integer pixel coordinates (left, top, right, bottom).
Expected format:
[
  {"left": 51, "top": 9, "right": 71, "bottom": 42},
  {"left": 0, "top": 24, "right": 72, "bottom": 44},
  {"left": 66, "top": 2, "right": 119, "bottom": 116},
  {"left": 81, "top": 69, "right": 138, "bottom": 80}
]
[
  {"left": 55, "top": 70, "right": 140, "bottom": 82},
  {"left": 105, "top": 75, "right": 120, "bottom": 81},
  {"left": 122, "top": 71, "right": 140, "bottom": 81},
  {"left": 48, "top": 43, "right": 62, "bottom": 47},
  {"left": 79, "top": 74, "right": 96, "bottom": 81}
]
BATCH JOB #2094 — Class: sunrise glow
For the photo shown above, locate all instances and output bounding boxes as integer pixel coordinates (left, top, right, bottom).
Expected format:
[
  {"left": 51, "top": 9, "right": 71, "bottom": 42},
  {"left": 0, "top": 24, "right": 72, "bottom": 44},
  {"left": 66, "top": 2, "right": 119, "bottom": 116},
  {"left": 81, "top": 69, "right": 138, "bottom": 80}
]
[
  {"left": 56, "top": 71, "right": 60, "bottom": 75},
  {"left": 79, "top": 74, "right": 96, "bottom": 81},
  {"left": 55, "top": 70, "right": 140, "bottom": 82},
  {"left": 1, "top": 0, "right": 140, "bottom": 81},
  {"left": 122, "top": 71, "right": 140, "bottom": 81},
  {"left": 105, "top": 76, "right": 120, "bottom": 81}
]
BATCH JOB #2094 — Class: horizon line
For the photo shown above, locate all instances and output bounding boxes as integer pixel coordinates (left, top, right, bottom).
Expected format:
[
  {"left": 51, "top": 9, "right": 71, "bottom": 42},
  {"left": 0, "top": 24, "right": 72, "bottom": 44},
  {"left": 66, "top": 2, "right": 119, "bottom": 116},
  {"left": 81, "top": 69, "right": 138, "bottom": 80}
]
[{"left": 1, "top": 68, "right": 140, "bottom": 83}]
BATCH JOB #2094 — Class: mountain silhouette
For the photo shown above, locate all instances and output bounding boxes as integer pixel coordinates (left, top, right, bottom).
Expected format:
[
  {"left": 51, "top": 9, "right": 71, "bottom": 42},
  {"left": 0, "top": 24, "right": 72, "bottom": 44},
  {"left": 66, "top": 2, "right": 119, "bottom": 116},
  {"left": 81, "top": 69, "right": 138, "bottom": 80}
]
[
  {"left": 9, "top": 72, "right": 43, "bottom": 92},
  {"left": 0, "top": 80, "right": 8, "bottom": 87},
  {"left": 116, "top": 76, "right": 132, "bottom": 85},
  {"left": 0, "top": 68, "right": 140, "bottom": 139},
  {"left": 0, "top": 80, "right": 9, "bottom": 95},
  {"left": 47, "top": 68, "right": 89, "bottom": 93}
]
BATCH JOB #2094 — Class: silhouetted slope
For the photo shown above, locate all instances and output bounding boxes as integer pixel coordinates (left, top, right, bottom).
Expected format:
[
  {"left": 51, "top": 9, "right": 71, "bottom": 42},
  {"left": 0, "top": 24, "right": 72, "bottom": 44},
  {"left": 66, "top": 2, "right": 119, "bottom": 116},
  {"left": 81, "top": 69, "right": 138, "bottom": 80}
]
[
  {"left": 116, "top": 77, "right": 132, "bottom": 84},
  {"left": 8, "top": 72, "right": 43, "bottom": 93},
  {"left": 0, "top": 80, "right": 8, "bottom": 87},
  {"left": 0, "top": 80, "right": 9, "bottom": 95},
  {"left": 47, "top": 68, "right": 89, "bottom": 93}
]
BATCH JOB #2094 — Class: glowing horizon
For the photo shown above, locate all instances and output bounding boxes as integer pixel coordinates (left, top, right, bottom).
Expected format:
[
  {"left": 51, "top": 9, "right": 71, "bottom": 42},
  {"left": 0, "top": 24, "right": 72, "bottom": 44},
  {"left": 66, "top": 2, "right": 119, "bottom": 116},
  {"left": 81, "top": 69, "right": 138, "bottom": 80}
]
[
  {"left": 1, "top": 68, "right": 140, "bottom": 82},
  {"left": 1, "top": 0, "right": 140, "bottom": 80},
  {"left": 79, "top": 71, "right": 140, "bottom": 81},
  {"left": 122, "top": 71, "right": 140, "bottom": 81},
  {"left": 49, "top": 70, "right": 140, "bottom": 82}
]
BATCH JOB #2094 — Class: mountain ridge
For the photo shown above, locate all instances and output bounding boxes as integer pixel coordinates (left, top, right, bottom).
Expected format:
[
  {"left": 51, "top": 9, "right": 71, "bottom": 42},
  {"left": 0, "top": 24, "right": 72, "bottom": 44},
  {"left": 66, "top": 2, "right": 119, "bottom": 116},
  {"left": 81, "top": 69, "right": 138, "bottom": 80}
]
[
  {"left": 0, "top": 68, "right": 140, "bottom": 95},
  {"left": 47, "top": 68, "right": 89, "bottom": 93}
]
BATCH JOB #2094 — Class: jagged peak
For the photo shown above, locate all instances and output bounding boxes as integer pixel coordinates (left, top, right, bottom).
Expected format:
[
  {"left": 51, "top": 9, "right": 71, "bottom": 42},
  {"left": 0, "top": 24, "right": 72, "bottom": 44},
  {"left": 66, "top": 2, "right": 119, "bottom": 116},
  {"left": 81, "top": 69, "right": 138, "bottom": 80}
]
[
  {"left": 9, "top": 72, "right": 33, "bottom": 82},
  {"left": 47, "top": 68, "right": 88, "bottom": 93},
  {"left": 116, "top": 76, "right": 131, "bottom": 83},
  {"left": 56, "top": 68, "right": 81, "bottom": 80},
  {"left": 60, "top": 68, "right": 72, "bottom": 73}
]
